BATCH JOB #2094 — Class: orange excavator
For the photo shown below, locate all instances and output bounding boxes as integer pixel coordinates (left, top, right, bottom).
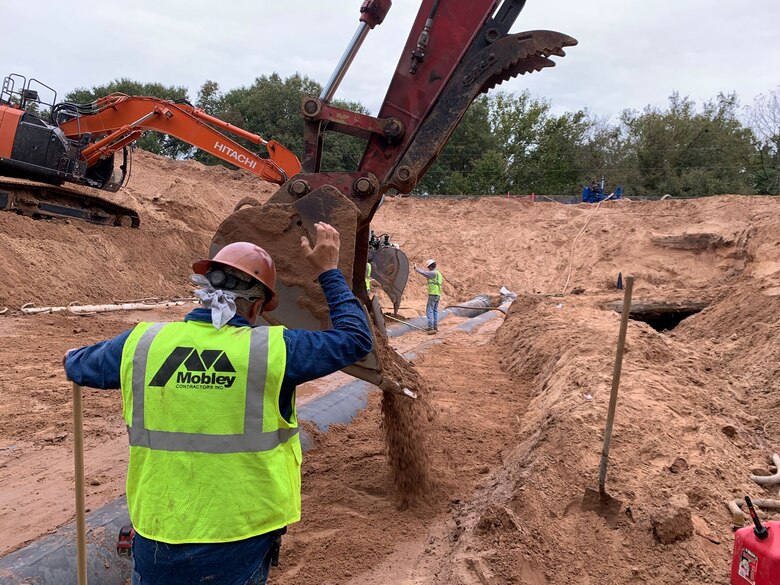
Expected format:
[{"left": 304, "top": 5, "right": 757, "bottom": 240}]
[{"left": 0, "top": 74, "right": 300, "bottom": 227}]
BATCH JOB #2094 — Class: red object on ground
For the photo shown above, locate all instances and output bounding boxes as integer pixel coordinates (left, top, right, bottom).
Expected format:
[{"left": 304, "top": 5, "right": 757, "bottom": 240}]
[
  {"left": 731, "top": 521, "right": 780, "bottom": 584},
  {"left": 117, "top": 525, "right": 135, "bottom": 557}
]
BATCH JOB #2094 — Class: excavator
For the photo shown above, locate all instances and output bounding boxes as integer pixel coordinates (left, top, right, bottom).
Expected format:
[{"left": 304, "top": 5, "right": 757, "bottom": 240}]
[
  {"left": 2, "top": 0, "right": 575, "bottom": 395},
  {"left": 0, "top": 75, "right": 301, "bottom": 227},
  {"left": 207, "top": 0, "right": 577, "bottom": 395}
]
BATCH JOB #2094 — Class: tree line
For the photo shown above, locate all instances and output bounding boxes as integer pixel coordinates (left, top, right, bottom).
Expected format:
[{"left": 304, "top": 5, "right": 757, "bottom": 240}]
[{"left": 67, "top": 75, "right": 780, "bottom": 197}]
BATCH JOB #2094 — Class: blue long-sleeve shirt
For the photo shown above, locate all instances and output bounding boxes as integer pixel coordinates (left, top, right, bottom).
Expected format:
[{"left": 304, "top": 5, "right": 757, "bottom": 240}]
[
  {"left": 64, "top": 269, "right": 372, "bottom": 585},
  {"left": 65, "top": 268, "right": 372, "bottom": 421}
]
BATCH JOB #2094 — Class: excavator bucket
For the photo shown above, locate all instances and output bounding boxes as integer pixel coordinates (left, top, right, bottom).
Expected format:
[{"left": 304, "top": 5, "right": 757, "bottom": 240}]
[
  {"left": 210, "top": 188, "right": 400, "bottom": 393},
  {"left": 369, "top": 246, "right": 409, "bottom": 316},
  {"left": 210, "top": 187, "right": 360, "bottom": 330}
]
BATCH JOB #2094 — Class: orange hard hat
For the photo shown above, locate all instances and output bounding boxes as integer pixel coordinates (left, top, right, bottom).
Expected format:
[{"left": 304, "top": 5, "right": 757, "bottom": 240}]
[{"left": 192, "top": 242, "right": 278, "bottom": 311}]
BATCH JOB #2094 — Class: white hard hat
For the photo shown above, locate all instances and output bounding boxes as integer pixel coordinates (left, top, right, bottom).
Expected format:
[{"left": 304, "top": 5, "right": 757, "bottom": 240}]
[{"left": 425, "top": 258, "right": 436, "bottom": 268}]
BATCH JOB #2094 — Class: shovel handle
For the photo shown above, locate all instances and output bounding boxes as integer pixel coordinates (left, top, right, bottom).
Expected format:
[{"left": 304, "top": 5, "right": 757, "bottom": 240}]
[
  {"left": 598, "top": 275, "right": 634, "bottom": 493},
  {"left": 73, "top": 382, "right": 88, "bottom": 585}
]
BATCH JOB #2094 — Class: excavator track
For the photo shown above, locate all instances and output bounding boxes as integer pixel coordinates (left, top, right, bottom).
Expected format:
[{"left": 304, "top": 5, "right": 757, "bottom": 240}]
[{"left": 0, "top": 178, "right": 140, "bottom": 228}]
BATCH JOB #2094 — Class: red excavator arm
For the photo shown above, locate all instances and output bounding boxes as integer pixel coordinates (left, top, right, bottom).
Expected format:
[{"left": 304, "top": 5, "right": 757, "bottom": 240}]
[
  {"left": 210, "top": 0, "right": 576, "bottom": 393},
  {"left": 57, "top": 94, "right": 301, "bottom": 185}
]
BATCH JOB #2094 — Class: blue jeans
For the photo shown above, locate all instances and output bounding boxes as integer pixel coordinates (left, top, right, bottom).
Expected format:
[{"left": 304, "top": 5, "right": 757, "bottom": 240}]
[
  {"left": 130, "top": 530, "right": 278, "bottom": 585},
  {"left": 426, "top": 294, "right": 440, "bottom": 329},
  {"left": 132, "top": 560, "right": 270, "bottom": 585}
]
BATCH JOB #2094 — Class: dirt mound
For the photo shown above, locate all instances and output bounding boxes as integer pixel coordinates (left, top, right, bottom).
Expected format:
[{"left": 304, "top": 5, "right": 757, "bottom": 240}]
[
  {"left": 2, "top": 151, "right": 780, "bottom": 583},
  {"left": 372, "top": 194, "right": 779, "bottom": 304},
  {"left": 0, "top": 150, "right": 275, "bottom": 308},
  {"left": 425, "top": 271, "right": 780, "bottom": 583}
]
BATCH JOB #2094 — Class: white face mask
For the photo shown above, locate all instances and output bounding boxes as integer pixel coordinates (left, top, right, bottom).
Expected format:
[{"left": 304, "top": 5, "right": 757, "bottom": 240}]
[{"left": 190, "top": 274, "right": 264, "bottom": 329}]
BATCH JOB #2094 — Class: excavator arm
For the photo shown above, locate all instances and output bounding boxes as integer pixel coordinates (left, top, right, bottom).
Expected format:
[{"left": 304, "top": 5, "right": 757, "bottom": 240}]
[
  {"left": 210, "top": 0, "right": 576, "bottom": 394},
  {"left": 57, "top": 94, "right": 301, "bottom": 185},
  {"left": 0, "top": 76, "right": 301, "bottom": 226}
]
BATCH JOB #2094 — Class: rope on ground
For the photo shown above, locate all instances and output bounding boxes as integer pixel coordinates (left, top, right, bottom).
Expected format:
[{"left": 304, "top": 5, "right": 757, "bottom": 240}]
[
  {"left": 19, "top": 299, "right": 198, "bottom": 315},
  {"left": 560, "top": 194, "right": 614, "bottom": 296}
]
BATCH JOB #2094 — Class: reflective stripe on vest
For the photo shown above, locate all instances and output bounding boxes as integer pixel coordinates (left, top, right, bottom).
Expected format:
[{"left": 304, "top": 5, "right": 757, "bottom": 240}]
[
  {"left": 427, "top": 270, "right": 442, "bottom": 296},
  {"left": 119, "top": 321, "right": 301, "bottom": 544},
  {"left": 365, "top": 262, "right": 372, "bottom": 292},
  {"left": 127, "top": 323, "right": 297, "bottom": 453}
]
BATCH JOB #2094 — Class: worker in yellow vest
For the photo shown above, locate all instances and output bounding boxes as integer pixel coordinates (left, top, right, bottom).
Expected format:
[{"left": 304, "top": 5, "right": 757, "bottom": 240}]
[
  {"left": 366, "top": 261, "right": 372, "bottom": 294},
  {"left": 414, "top": 258, "right": 443, "bottom": 335},
  {"left": 63, "top": 222, "right": 371, "bottom": 585}
]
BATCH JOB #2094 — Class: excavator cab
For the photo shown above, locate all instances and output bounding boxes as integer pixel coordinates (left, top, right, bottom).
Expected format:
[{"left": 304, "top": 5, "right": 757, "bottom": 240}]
[
  {"left": 0, "top": 73, "right": 139, "bottom": 225},
  {"left": 0, "top": 72, "right": 306, "bottom": 227}
]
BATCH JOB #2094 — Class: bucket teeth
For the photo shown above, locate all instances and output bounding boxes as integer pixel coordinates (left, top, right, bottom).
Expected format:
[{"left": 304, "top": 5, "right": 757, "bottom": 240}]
[{"left": 478, "top": 30, "right": 578, "bottom": 95}]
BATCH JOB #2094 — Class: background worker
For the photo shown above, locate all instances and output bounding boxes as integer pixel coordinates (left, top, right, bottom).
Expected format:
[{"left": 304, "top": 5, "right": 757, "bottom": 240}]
[
  {"left": 414, "top": 258, "right": 443, "bottom": 334},
  {"left": 63, "top": 222, "right": 371, "bottom": 585}
]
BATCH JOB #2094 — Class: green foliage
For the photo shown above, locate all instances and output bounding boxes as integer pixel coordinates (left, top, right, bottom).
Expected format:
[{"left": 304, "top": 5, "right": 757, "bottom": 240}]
[
  {"left": 747, "top": 88, "right": 780, "bottom": 194},
  {"left": 417, "top": 92, "right": 590, "bottom": 195},
  {"left": 64, "top": 74, "right": 777, "bottom": 198},
  {"left": 192, "top": 73, "right": 366, "bottom": 172},
  {"left": 751, "top": 141, "right": 780, "bottom": 195},
  {"left": 618, "top": 93, "right": 757, "bottom": 196}
]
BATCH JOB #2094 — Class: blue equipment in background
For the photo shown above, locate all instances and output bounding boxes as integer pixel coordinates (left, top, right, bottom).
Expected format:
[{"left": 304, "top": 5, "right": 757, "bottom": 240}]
[{"left": 582, "top": 176, "right": 622, "bottom": 203}]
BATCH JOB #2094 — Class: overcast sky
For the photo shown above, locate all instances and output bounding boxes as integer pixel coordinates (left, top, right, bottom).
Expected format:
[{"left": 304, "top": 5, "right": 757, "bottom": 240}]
[{"left": 4, "top": 0, "right": 779, "bottom": 122}]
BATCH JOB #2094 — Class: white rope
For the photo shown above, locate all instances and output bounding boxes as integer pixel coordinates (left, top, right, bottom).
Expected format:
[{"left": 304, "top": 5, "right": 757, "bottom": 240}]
[
  {"left": 20, "top": 300, "right": 196, "bottom": 315},
  {"left": 560, "top": 194, "right": 614, "bottom": 295}
]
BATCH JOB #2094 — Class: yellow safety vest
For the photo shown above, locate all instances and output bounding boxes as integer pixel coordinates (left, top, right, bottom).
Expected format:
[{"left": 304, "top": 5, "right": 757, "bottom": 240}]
[
  {"left": 119, "top": 321, "right": 301, "bottom": 544},
  {"left": 427, "top": 270, "right": 443, "bottom": 296},
  {"left": 366, "top": 262, "right": 372, "bottom": 292}
]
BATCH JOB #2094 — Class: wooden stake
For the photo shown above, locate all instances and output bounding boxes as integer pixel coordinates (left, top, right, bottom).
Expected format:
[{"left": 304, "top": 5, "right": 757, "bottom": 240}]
[
  {"left": 599, "top": 274, "right": 634, "bottom": 494},
  {"left": 73, "top": 382, "right": 88, "bottom": 585}
]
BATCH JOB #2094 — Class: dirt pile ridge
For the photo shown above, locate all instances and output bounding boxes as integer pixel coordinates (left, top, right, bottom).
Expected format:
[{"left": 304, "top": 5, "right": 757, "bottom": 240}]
[
  {"left": 1, "top": 151, "right": 779, "bottom": 584},
  {"left": 469, "top": 290, "right": 772, "bottom": 584},
  {"left": 372, "top": 194, "right": 778, "bottom": 304},
  {"left": 0, "top": 149, "right": 275, "bottom": 308}
]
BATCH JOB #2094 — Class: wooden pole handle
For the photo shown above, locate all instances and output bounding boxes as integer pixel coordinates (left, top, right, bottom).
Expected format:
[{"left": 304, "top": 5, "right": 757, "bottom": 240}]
[
  {"left": 73, "top": 382, "right": 88, "bottom": 585},
  {"left": 598, "top": 274, "right": 634, "bottom": 493}
]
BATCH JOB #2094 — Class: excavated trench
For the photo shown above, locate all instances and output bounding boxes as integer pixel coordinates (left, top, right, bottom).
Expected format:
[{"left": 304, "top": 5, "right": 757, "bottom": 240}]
[{"left": 0, "top": 294, "right": 508, "bottom": 585}]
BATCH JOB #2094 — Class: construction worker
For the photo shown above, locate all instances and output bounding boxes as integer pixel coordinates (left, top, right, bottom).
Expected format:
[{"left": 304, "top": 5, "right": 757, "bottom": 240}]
[
  {"left": 366, "top": 261, "right": 372, "bottom": 293},
  {"left": 63, "top": 222, "right": 371, "bottom": 585},
  {"left": 414, "top": 258, "right": 443, "bottom": 334}
]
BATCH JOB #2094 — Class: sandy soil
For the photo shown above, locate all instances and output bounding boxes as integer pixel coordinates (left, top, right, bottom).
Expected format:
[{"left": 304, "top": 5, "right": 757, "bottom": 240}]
[{"left": 1, "top": 150, "right": 779, "bottom": 584}]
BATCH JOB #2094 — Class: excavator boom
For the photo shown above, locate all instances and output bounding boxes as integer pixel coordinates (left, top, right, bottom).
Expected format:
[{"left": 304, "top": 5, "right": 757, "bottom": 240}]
[
  {"left": 210, "top": 0, "right": 577, "bottom": 393},
  {"left": 57, "top": 94, "right": 301, "bottom": 185},
  {"left": 0, "top": 75, "right": 301, "bottom": 226}
]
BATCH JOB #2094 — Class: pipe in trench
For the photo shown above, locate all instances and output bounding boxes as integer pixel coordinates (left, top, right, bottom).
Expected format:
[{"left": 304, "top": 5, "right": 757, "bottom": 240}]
[
  {"left": 0, "top": 295, "right": 509, "bottom": 585},
  {"left": 386, "top": 294, "right": 499, "bottom": 337}
]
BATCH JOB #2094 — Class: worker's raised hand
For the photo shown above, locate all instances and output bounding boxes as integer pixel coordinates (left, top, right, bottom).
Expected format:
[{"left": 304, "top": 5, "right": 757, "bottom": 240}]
[{"left": 300, "top": 222, "right": 340, "bottom": 276}]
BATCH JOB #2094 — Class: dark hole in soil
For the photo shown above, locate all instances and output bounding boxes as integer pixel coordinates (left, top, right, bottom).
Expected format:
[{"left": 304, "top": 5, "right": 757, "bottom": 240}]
[
  {"left": 628, "top": 306, "right": 704, "bottom": 332},
  {"left": 609, "top": 300, "right": 708, "bottom": 333}
]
